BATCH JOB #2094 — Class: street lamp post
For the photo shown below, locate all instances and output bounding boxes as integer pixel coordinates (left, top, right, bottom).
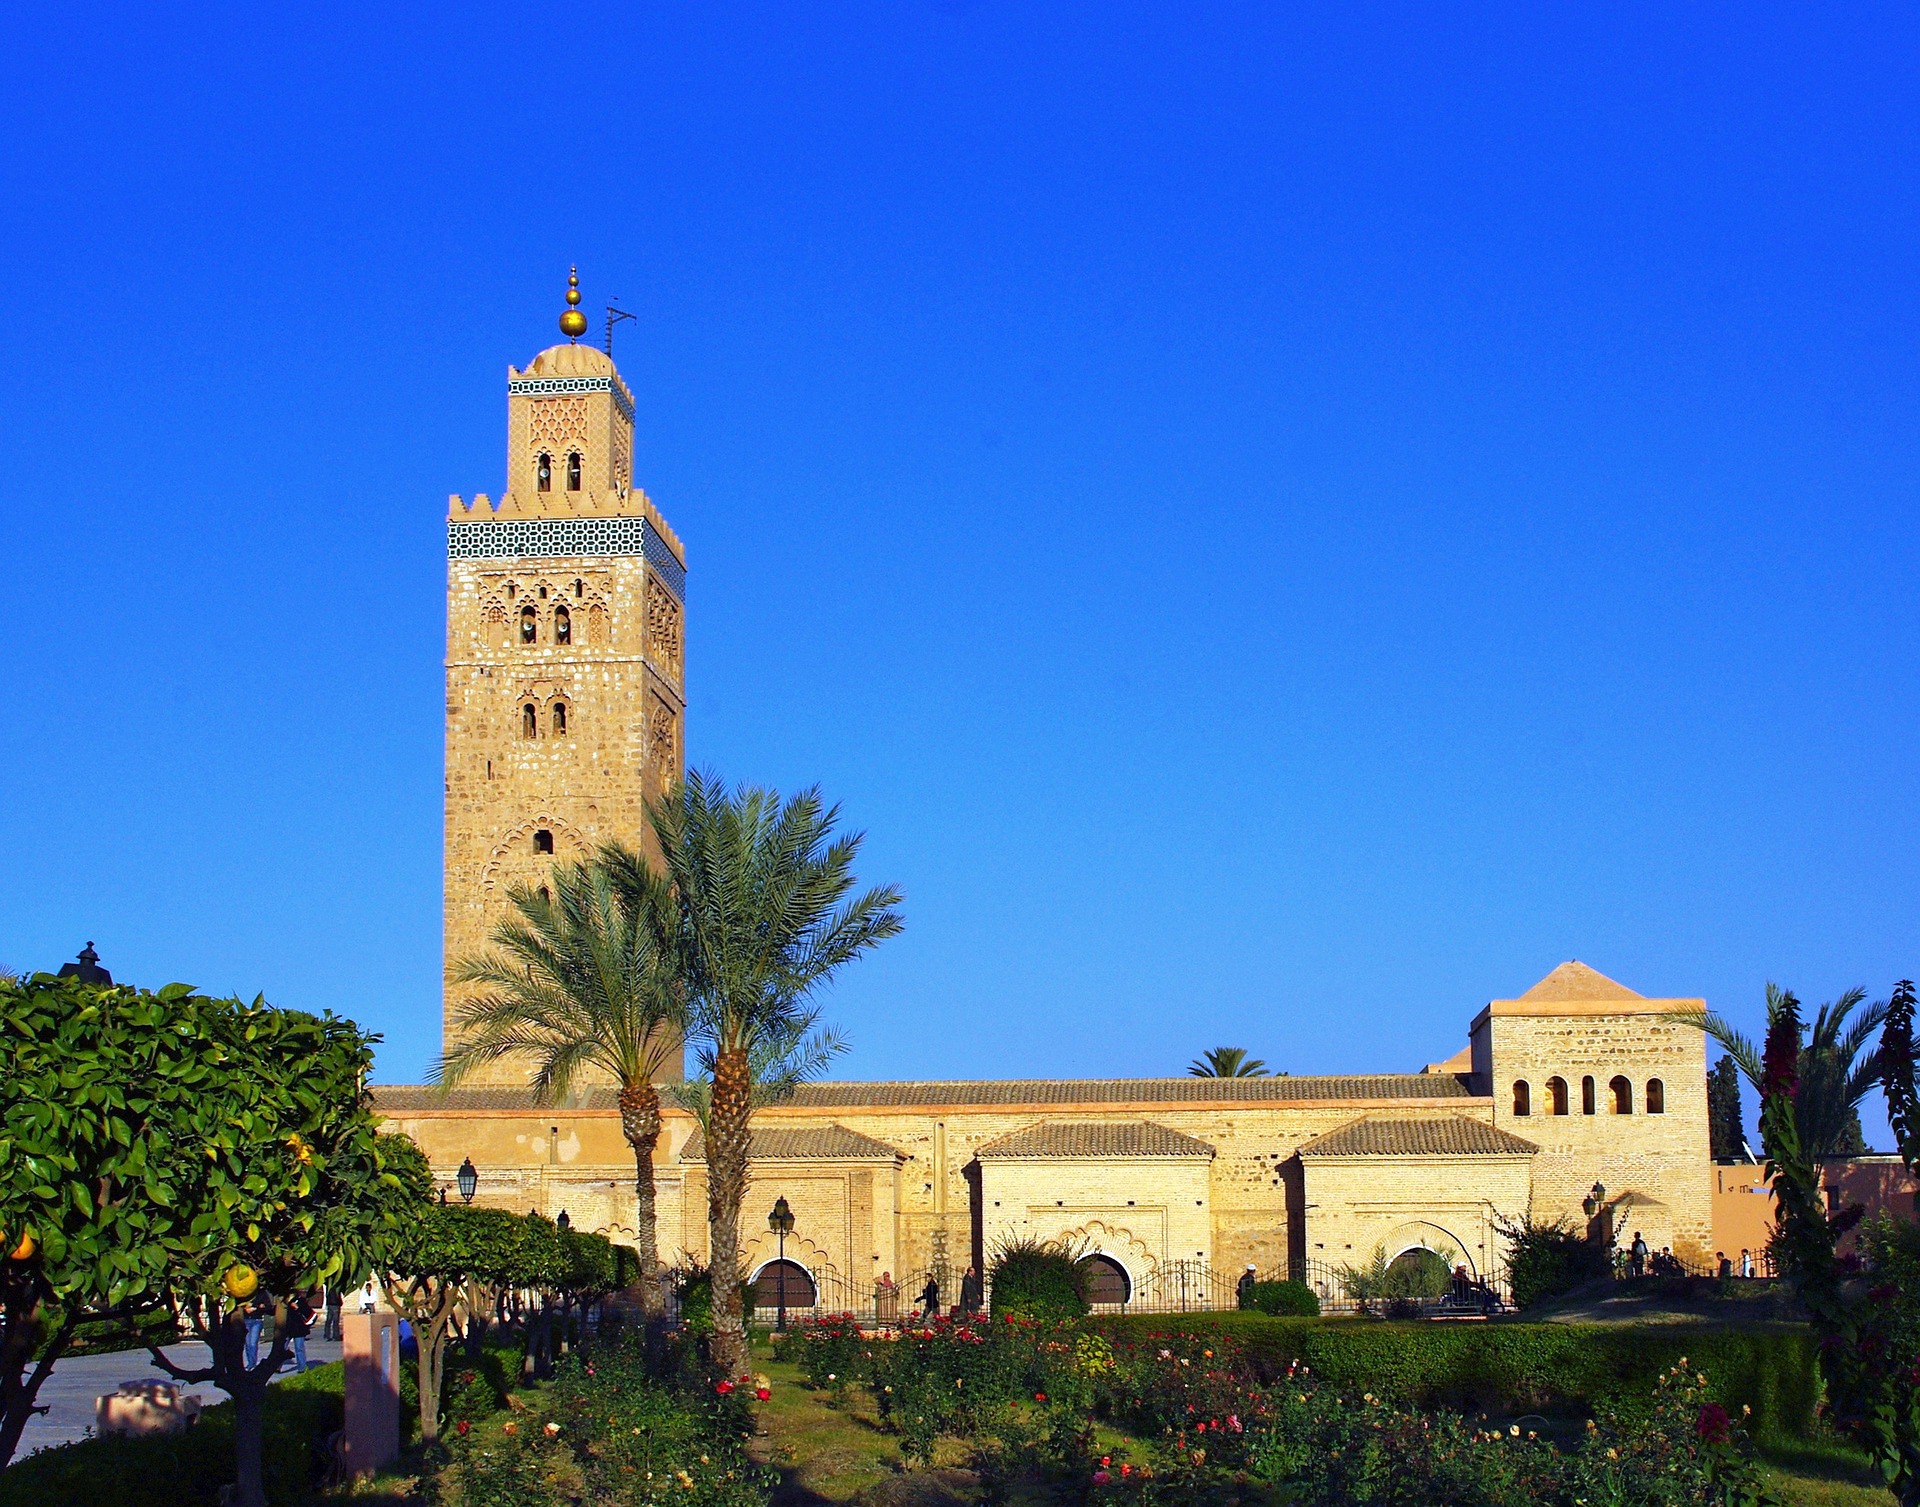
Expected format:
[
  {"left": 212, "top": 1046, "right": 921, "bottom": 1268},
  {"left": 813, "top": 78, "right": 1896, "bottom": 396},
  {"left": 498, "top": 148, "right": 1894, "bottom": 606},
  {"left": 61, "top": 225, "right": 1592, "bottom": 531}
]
[
  {"left": 457, "top": 1158, "right": 478, "bottom": 1204},
  {"left": 767, "top": 1196, "right": 795, "bottom": 1331}
]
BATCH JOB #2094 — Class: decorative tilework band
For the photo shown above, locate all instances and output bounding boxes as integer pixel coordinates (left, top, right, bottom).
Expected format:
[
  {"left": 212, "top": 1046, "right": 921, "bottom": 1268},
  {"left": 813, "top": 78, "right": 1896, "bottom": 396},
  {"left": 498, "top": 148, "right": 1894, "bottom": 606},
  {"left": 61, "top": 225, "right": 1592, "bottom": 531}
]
[
  {"left": 507, "top": 375, "right": 635, "bottom": 425},
  {"left": 448, "top": 517, "right": 685, "bottom": 600}
]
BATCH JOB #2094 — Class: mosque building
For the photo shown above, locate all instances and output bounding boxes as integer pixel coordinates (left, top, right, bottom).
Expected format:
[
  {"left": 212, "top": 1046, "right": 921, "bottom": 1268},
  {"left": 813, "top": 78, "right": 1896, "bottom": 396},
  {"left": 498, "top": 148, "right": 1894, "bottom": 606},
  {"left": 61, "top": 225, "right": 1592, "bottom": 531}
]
[{"left": 374, "top": 279, "right": 1714, "bottom": 1307}]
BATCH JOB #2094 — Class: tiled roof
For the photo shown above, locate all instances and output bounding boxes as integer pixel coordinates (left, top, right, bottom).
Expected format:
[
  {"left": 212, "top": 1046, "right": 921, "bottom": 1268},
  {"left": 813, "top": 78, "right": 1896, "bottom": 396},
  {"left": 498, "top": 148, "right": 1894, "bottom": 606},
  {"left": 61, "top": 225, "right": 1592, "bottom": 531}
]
[
  {"left": 1298, "top": 1116, "right": 1539, "bottom": 1159},
  {"left": 370, "top": 1073, "right": 1479, "bottom": 1115},
  {"left": 975, "top": 1121, "right": 1216, "bottom": 1160},
  {"left": 678, "top": 1124, "right": 901, "bottom": 1163},
  {"left": 783, "top": 1075, "right": 1476, "bottom": 1107}
]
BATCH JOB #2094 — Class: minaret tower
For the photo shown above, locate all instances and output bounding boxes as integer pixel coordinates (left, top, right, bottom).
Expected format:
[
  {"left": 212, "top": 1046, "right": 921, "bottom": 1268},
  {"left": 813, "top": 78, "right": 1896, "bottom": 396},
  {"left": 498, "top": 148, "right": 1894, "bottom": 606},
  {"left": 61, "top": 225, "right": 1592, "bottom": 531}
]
[{"left": 443, "top": 269, "right": 687, "bottom": 1082}]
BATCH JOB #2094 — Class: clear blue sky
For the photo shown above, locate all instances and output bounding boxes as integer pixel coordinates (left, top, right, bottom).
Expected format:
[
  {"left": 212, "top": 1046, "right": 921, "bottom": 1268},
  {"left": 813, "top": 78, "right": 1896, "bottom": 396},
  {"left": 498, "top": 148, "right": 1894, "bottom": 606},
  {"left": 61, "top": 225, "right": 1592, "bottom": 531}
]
[{"left": 3, "top": 7, "right": 1916, "bottom": 1139}]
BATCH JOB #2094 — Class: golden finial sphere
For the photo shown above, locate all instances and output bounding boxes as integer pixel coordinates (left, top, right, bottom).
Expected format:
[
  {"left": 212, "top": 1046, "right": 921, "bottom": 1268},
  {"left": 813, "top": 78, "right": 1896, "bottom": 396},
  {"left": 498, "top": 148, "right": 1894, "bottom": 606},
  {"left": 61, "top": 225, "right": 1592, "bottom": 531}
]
[{"left": 559, "top": 265, "right": 588, "bottom": 339}]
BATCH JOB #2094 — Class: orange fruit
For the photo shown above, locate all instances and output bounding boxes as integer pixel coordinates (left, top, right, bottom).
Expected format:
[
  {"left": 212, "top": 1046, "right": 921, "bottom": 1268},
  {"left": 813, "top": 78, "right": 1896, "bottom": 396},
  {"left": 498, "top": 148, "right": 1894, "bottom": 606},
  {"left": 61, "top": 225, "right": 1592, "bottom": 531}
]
[{"left": 222, "top": 1264, "right": 259, "bottom": 1300}]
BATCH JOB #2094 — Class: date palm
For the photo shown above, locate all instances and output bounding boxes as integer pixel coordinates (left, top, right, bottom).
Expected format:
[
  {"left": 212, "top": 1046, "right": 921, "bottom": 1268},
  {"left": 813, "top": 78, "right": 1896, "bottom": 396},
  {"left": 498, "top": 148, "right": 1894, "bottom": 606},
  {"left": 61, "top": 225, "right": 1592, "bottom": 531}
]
[
  {"left": 1671, "top": 984, "right": 1887, "bottom": 1160},
  {"left": 614, "top": 772, "right": 902, "bottom": 1375},
  {"left": 1188, "top": 1046, "right": 1270, "bottom": 1078},
  {"left": 436, "top": 858, "right": 684, "bottom": 1317}
]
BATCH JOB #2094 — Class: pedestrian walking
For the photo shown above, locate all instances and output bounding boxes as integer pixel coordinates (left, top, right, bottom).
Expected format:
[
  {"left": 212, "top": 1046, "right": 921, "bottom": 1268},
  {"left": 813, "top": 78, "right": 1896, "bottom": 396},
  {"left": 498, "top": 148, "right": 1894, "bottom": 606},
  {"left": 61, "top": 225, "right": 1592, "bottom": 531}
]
[
  {"left": 1628, "top": 1231, "right": 1648, "bottom": 1278},
  {"left": 1236, "top": 1264, "right": 1257, "bottom": 1308},
  {"left": 1716, "top": 1251, "right": 1732, "bottom": 1279},
  {"left": 284, "top": 1295, "right": 314, "bottom": 1373},
  {"left": 1739, "top": 1248, "right": 1754, "bottom": 1278},
  {"left": 323, "top": 1284, "right": 343, "bottom": 1341},
  {"left": 960, "top": 1265, "right": 982, "bottom": 1314},
  {"left": 918, "top": 1274, "right": 940, "bottom": 1320},
  {"left": 242, "top": 1300, "right": 265, "bottom": 1371}
]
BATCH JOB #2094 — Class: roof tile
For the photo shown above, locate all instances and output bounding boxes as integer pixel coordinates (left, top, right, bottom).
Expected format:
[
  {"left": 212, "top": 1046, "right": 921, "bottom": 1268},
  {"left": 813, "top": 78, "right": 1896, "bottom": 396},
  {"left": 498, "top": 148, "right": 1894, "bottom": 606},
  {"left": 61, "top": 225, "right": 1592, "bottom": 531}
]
[
  {"left": 1298, "top": 1116, "right": 1539, "bottom": 1158},
  {"left": 976, "top": 1121, "right": 1215, "bottom": 1159}
]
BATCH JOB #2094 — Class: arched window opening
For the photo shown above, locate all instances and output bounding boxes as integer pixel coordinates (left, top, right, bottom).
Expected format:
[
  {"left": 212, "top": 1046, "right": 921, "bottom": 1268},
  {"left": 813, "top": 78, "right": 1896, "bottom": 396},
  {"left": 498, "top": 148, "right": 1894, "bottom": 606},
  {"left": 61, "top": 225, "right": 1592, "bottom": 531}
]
[
  {"left": 520, "top": 605, "right": 537, "bottom": 643},
  {"left": 536, "top": 452, "right": 553, "bottom": 492},
  {"left": 751, "top": 1259, "right": 817, "bottom": 1311},
  {"left": 1548, "top": 1076, "right": 1569, "bottom": 1116},
  {"left": 566, "top": 451, "right": 582, "bottom": 491},
  {"left": 1582, "top": 1076, "right": 1596, "bottom": 1115},
  {"left": 522, "top": 704, "right": 537, "bottom": 739},
  {"left": 1610, "top": 1075, "right": 1633, "bottom": 1114},
  {"left": 552, "top": 702, "right": 567, "bottom": 735},
  {"left": 1646, "top": 1078, "right": 1665, "bottom": 1114},
  {"left": 1511, "top": 1080, "right": 1531, "bottom": 1117},
  {"left": 538, "top": 585, "right": 547, "bottom": 600},
  {"left": 574, "top": 578, "right": 583, "bottom": 598},
  {"left": 505, "top": 581, "right": 517, "bottom": 600},
  {"left": 554, "top": 606, "right": 571, "bottom": 644},
  {"left": 533, "top": 829, "right": 554, "bottom": 854},
  {"left": 1076, "top": 1254, "right": 1132, "bottom": 1306}
]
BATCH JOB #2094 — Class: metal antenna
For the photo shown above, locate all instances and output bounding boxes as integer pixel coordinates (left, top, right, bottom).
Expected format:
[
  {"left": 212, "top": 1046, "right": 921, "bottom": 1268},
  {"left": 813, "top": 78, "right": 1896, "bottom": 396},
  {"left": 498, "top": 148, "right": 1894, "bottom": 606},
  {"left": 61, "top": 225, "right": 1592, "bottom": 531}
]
[{"left": 604, "top": 303, "right": 637, "bottom": 356}]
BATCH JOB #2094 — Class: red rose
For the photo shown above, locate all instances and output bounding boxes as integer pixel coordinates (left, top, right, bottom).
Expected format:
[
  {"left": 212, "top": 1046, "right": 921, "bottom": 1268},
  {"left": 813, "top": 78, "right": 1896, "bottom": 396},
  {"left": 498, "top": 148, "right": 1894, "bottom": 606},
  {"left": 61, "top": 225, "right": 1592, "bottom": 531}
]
[
  {"left": 1695, "top": 1403, "right": 1731, "bottom": 1444},
  {"left": 755, "top": 1388, "right": 771, "bottom": 1401},
  {"left": 716, "top": 1380, "right": 735, "bottom": 1394},
  {"left": 456, "top": 1420, "right": 470, "bottom": 1435}
]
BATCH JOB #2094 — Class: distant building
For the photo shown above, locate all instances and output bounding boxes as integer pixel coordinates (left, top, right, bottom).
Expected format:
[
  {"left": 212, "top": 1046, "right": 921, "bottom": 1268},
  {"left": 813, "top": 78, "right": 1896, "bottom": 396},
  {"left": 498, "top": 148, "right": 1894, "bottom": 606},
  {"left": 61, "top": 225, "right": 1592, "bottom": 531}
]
[{"left": 377, "top": 297, "right": 1714, "bottom": 1304}]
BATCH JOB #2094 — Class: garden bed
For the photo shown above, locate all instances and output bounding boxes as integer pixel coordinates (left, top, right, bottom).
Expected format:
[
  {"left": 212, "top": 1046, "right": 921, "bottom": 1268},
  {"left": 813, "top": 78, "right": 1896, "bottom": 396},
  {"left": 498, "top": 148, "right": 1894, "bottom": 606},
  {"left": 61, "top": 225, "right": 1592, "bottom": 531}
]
[{"left": 1089, "top": 1310, "right": 1822, "bottom": 1441}]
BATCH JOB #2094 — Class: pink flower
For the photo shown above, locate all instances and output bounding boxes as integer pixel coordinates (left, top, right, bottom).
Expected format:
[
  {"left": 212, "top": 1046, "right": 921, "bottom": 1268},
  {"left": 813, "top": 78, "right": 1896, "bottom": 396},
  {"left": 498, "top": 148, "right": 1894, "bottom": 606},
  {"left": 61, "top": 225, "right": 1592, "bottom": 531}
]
[
  {"left": 1696, "top": 1403, "right": 1731, "bottom": 1444},
  {"left": 1092, "top": 1470, "right": 1112, "bottom": 1485}
]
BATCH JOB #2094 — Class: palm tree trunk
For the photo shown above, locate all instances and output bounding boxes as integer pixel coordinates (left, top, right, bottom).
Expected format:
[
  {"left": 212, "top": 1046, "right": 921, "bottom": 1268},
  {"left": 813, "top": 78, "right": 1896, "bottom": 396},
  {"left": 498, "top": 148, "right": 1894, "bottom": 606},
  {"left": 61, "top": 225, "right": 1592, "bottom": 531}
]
[
  {"left": 617, "top": 1080, "right": 665, "bottom": 1318},
  {"left": 706, "top": 1044, "right": 752, "bottom": 1377}
]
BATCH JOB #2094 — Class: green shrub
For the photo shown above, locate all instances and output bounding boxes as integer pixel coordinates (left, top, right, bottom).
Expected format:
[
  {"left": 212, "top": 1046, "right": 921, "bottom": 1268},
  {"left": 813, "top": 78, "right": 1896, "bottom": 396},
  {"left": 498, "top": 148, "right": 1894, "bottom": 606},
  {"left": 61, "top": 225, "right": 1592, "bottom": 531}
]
[
  {"left": 1240, "top": 1279, "right": 1319, "bottom": 1317},
  {"left": 988, "top": 1238, "right": 1090, "bottom": 1320},
  {"left": 1498, "top": 1214, "right": 1612, "bottom": 1308},
  {"left": 437, "top": 1337, "right": 770, "bottom": 1507},
  {"left": 0, "top": 1371, "right": 343, "bottom": 1507},
  {"left": 1090, "top": 1313, "right": 1822, "bottom": 1441}
]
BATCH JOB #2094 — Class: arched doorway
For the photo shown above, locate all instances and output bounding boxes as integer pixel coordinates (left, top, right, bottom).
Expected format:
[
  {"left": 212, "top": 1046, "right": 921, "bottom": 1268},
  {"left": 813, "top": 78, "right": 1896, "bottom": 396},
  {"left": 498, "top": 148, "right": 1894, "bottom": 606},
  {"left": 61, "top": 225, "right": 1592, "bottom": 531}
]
[
  {"left": 1076, "top": 1253, "right": 1132, "bottom": 1306},
  {"left": 1384, "top": 1247, "right": 1453, "bottom": 1300},
  {"left": 750, "top": 1259, "right": 817, "bottom": 1312}
]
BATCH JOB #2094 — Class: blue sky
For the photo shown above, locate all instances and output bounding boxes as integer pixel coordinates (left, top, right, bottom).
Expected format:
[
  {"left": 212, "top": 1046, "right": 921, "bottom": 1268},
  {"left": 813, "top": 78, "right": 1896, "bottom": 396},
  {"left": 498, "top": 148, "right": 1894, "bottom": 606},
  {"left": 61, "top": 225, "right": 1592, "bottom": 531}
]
[{"left": 2, "top": 6, "right": 1916, "bottom": 1138}]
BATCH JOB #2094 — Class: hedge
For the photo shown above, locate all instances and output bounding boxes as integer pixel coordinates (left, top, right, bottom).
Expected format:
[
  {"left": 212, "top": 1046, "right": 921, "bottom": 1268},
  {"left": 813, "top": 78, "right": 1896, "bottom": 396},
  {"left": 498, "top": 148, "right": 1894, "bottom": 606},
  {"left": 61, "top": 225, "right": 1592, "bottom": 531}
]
[
  {"left": 0, "top": 1362, "right": 344, "bottom": 1507},
  {"left": 1089, "top": 1313, "right": 1821, "bottom": 1441}
]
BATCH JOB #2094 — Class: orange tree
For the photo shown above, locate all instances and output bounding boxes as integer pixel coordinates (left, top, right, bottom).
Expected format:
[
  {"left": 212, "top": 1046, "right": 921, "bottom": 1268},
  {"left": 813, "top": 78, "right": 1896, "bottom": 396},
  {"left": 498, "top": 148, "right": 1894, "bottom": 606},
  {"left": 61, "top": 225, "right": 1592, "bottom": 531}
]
[
  {"left": 0, "top": 971, "right": 427, "bottom": 1506},
  {"left": 380, "top": 1202, "right": 526, "bottom": 1443}
]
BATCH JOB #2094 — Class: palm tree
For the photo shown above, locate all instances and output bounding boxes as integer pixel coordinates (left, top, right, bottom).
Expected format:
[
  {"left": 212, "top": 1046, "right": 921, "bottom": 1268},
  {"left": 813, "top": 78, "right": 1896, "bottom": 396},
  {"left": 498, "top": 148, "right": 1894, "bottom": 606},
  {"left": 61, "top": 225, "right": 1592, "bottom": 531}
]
[
  {"left": 1672, "top": 985, "right": 1887, "bottom": 1160},
  {"left": 619, "top": 772, "right": 903, "bottom": 1375},
  {"left": 435, "top": 858, "right": 684, "bottom": 1317},
  {"left": 1188, "top": 1046, "right": 1270, "bottom": 1078}
]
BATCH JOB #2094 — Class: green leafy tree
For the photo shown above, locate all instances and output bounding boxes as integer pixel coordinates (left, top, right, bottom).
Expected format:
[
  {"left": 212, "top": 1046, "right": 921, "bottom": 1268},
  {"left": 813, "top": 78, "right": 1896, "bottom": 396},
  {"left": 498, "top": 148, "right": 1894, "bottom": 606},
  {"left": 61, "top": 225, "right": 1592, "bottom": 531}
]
[
  {"left": 1760, "top": 981, "right": 1920, "bottom": 1504},
  {"left": 0, "top": 973, "right": 425, "bottom": 1504},
  {"left": 439, "top": 857, "right": 686, "bottom": 1316},
  {"left": 381, "top": 1202, "right": 527, "bottom": 1442},
  {"left": 1674, "top": 984, "right": 1888, "bottom": 1160},
  {"left": 1187, "top": 1046, "right": 1270, "bottom": 1078},
  {"left": 1707, "top": 1054, "right": 1748, "bottom": 1160},
  {"left": 628, "top": 772, "right": 903, "bottom": 1376}
]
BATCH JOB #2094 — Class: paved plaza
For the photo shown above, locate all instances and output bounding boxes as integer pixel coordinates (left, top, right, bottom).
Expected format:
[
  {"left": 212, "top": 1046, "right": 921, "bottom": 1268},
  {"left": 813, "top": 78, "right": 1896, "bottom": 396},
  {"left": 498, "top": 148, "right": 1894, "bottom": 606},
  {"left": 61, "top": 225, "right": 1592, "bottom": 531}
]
[{"left": 15, "top": 1338, "right": 346, "bottom": 1457}]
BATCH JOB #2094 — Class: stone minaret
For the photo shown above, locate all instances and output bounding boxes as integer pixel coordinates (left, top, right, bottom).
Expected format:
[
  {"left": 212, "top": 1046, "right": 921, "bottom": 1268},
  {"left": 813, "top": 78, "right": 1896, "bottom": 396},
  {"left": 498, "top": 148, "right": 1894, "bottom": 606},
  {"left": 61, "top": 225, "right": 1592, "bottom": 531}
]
[{"left": 442, "top": 270, "right": 687, "bottom": 1083}]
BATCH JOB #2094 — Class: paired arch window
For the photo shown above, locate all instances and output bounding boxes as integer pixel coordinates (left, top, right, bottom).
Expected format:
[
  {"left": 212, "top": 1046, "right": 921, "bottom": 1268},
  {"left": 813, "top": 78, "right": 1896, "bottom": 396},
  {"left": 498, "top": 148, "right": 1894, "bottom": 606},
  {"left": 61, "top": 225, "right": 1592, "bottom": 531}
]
[
  {"left": 566, "top": 451, "right": 582, "bottom": 491},
  {"left": 1511, "top": 1080, "right": 1531, "bottom": 1117},
  {"left": 1547, "top": 1076, "right": 1569, "bottom": 1116},
  {"left": 536, "top": 452, "right": 553, "bottom": 492},
  {"left": 522, "top": 703, "right": 537, "bottom": 739},
  {"left": 554, "top": 606, "right": 571, "bottom": 644},
  {"left": 1646, "top": 1078, "right": 1665, "bottom": 1114},
  {"left": 533, "top": 829, "right": 554, "bottom": 854},
  {"left": 551, "top": 702, "right": 567, "bottom": 735},
  {"left": 520, "top": 606, "right": 537, "bottom": 643},
  {"left": 1582, "top": 1076, "right": 1596, "bottom": 1115},
  {"left": 1610, "top": 1075, "right": 1633, "bottom": 1114}
]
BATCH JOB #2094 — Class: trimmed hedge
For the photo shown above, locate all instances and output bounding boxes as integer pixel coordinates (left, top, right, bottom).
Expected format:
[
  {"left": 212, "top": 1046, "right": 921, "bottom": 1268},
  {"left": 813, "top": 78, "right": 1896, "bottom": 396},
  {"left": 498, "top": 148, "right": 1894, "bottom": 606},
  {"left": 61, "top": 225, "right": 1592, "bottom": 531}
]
[
  {"left": 1240, "top": 1279, "right": 1320, "bottom": 1317},
  {"left": 1089, "top": 1313, "right": 1821, "bottom": 1441},
  {"left": 0, "top": 1363, "right": 345, "bottom": 1507}
]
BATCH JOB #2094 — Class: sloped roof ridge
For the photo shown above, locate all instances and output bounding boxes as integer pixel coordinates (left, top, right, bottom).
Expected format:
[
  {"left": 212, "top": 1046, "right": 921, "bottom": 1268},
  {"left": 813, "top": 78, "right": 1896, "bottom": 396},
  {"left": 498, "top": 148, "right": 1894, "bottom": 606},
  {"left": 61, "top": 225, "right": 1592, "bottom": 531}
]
[
  {"left": 679, "top": 1122, "right": 901, "bottom": 1163},
  {"left": 1299, "top": 1114, "right": 1540, "bottom": 1159},
  {"left": 975, "top": 1120, "right": 1216, "bottom": 1159},
  {"left": 1517, "top": 960, "right": 1644, "bottom": 1002}
]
